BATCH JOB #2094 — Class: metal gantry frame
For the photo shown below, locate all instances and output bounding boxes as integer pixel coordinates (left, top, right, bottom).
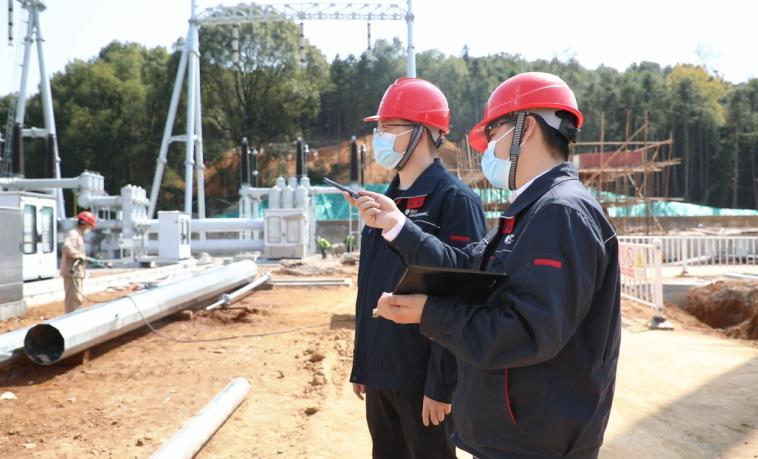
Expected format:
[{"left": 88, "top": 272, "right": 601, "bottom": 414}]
[
  {"left": 2, "top": 0, "right": 65, "bottom": 217},
  {"left": 148, "top": 0, "right": 416, "bottom": 219}
]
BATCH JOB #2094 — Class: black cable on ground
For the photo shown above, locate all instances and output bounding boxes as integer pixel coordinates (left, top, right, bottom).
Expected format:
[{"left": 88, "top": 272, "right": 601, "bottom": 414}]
[{"left": 73, "top": 280, "right": 352, "bottom": 344}]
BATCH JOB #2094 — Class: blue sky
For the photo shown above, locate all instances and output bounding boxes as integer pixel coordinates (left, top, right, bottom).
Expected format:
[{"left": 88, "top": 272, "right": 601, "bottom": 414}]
[{"left": 1, "top": 0, "right": 755, "bottom": 97}]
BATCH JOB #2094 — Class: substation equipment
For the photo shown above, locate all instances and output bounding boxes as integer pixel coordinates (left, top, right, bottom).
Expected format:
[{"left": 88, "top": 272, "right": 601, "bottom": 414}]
[{"left": 0, "top": 1, "right": 410, "bottom": 298}]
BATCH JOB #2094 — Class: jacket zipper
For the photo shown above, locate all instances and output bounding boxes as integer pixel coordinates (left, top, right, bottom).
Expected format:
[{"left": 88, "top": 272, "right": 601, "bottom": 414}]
[{"left": 504, "top": 368, "right": 517, "bottom": 424}]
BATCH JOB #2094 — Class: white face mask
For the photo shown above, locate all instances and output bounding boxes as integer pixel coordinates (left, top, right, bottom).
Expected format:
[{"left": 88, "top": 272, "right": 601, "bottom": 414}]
[
  {"left": 481, "top": 127, "right": 514, "bottom": 189},
  {"left": 372, "top": 128, "right": 413, "bottom": 170}
]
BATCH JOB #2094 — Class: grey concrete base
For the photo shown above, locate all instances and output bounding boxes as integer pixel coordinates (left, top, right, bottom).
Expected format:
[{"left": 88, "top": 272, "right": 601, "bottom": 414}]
[
  {"left": 0, "top": 300, "right": 27, "bottom": 321},
  {"left": 662, "top": 279, "right": 710, "bottom": 307}
]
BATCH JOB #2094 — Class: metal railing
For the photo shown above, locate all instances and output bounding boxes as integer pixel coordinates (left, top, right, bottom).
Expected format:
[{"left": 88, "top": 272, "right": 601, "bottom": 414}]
[
  {"left": 619, "top": 240, "right": 663, "bottom": 310},
  {"left": 618, "top": 235, "right": 758, "bottom": 270}
]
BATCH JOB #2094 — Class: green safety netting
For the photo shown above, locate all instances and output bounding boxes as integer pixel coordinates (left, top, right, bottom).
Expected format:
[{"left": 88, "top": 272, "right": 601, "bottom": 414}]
[
  {"left": 213, "top": 184, "right": 757, "bottom": 221},
  {"left": 312, "top": 184, "right": 388, "bottom": 220},
  {"left": 606, "top": 201, "right": 758, "bottom": 218}
]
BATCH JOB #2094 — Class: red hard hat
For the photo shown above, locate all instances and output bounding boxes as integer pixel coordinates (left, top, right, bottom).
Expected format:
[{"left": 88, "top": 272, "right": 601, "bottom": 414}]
[
  {"left": 363, "top": 77, "right": 450, "bottom": 133},
  {"left": 77, "top": 211, "right": 96, "bottom": 228},
  {"left": 468, "top": 72, "right": 584, "bottom": 152}
]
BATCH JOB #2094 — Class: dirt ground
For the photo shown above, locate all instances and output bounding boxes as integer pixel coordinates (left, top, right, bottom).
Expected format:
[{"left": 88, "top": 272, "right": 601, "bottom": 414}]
[{"left": 0, "top": 257, "right": 756, "bottom": 458}]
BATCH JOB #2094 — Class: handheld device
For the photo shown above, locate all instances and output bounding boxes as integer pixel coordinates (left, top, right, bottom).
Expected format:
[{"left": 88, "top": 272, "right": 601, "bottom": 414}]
[{"left": 324, "top": 177, "right": 361, "bottom": 199}]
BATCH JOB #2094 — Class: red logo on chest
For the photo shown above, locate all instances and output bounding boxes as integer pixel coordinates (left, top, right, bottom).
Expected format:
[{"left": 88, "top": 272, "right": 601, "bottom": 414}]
[
  {"left": 501, "top": 217, "right": 516, "bottom": 234},
  {"left": 406, "top": 196, "right": 426, "bottom": 210}
]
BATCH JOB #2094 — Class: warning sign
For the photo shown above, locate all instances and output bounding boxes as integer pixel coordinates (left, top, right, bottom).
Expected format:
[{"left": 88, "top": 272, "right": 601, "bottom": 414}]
[{"left": 619, "top": 244, "right": 646, "bottom": 280}]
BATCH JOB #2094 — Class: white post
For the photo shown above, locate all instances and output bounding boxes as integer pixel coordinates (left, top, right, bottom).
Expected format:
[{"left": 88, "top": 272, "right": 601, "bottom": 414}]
[
  {"left": 653, "top": 239, "right": 663, "bottom": 310},
  {"left": 184, "top": 15, "right": 198, "bottom": 217},
  {"left": 680, "top": 237, "right": 688, "bottom": 276},
  {"left": 148, "top": 29, "right": 190, "bottom": 218},
  {"left": 193, "top": 24, "right": 206, "bottom": 222},
  {"left": 14, "top": 9, "right": 34, "bottom": 125},
  {"left": 405, "top": 0, "right": 416, "bottom": 77},
  {"left": 33, "top": 9, "right": 65, "bottom": 217}
]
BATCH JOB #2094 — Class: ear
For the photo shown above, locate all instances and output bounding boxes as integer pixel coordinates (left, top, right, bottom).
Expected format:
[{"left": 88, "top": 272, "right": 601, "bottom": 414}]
[{"left": 521, "top": 115, "right": 537, "bottom": 144}]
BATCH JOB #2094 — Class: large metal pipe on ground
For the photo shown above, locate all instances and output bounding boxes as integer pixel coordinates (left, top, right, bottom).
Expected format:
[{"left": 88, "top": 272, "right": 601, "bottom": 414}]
[
  {"left": 150, "top": 377, "right": 251, "bottom": 459},
  {"left": 206, "top": 272, "right": 271, "bottom": 310},
  {"left": 23, "top": 261, "right": 257, "bottom": 365},
  {"left": 0, "top": 326, "right": 31, "bottom": 366}
]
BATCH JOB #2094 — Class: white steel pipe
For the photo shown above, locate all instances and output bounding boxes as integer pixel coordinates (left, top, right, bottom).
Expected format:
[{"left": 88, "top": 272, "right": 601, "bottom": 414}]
[
  {"left": 405, "top": 0, "right": 416, "bottom": 77},
  {"left": 184, "top": 239, "right": 264, "bottom": 253},
  {"left": 23, "top": 261, "right": 257, "bottom": 365},
  {"left": 150, "top": 377, "right": 251, "bottom": 459},
  {"left": 184, "top": 20, "right": 198, "bottom": 216},
  {"left": 308, "top": 186, "right": 345, "bottom": 195},
  {"left": 33, "top": 9, "right": 65, "bottom": 216},
  {"left": 79, "top": 194, "right": 121, "bottom": 208},
  {"left": 0, "top": 326, "right": 31, "bottom": 366},
  {"left": 193, "top": 42, "right": 206, "bottom": 221},
  {"left": 146, "top": 218, "right": 264, "bottom": 233},
  {"left": 14, "top": 9, "right": 34, "bottom": 125},
  {"left": 206, "top": 272, "right": 271, "bottom": 310},
  {"left": 0, "top": 177, "right": 81, "bottom": 189},
  {"left": 148, "top": 25, "right": 191, "bottom": 218},
  {"left": 191, "top": 218, "right": 264, "bottom": 232},
  {"left": 145, "top": 239, "right": 263, "bottom": 254}
]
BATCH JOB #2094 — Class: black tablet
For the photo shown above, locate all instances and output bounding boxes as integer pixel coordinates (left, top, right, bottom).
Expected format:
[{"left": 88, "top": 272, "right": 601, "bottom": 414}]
[{"left": 393, "top": 265, "right": 508, "bottom": 304}]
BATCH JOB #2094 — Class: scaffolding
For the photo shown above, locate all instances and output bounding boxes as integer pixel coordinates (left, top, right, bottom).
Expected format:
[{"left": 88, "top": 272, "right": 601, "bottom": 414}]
[
  {"left": 449, "top": 111, "right": 679, "bottom": 235},
  {"left": 573, "top": 112, "right": 679, "bottom": 234}
]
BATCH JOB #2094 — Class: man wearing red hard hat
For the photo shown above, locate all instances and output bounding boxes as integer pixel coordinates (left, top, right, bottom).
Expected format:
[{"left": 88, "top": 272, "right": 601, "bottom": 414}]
[
  {"left": 350, "top": 72, "right": 621, "bottom": 458},
  {"left": 60, "top": 211, "right": 96, "bottom": 313},
  {"left": 347, "top": 77, "right": 486, "bottom": 458}
]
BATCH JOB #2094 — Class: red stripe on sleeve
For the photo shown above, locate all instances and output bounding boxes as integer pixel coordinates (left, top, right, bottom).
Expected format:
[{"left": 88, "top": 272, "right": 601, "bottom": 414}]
[{"left": 534, "top": 258, "right": 562, "bottom": 269}]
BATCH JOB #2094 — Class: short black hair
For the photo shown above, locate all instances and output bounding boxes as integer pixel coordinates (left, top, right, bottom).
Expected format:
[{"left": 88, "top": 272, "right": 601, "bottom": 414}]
[{"left": 530, "top": 111, "right": 578, "bottom": 161}]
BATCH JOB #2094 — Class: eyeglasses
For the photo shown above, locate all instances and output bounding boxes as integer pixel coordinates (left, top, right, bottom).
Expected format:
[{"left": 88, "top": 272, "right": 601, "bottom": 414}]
[
  {"left": 375, "top": 124, "right": 415, "bottom": 136},
  {"left": 484, "top": 118, "right": 514, "bottom": 141}
]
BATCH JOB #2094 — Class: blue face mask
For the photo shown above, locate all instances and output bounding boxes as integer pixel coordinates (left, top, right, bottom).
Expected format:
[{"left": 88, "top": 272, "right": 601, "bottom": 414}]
[
  {"left": 372, "top": 128, "right": 413, "bottom": 170},
  {"left": 481, "top": 127, "right": 515, "bottom": 189}
]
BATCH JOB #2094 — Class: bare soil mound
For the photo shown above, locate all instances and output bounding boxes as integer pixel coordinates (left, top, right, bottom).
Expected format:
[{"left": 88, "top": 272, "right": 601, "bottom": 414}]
[{"left": 685, "top": 280, "right": 758, "bottom": 339}]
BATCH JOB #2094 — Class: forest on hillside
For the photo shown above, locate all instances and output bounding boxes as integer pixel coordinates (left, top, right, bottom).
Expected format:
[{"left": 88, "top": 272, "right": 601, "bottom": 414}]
[{"left": 2, "top": 20, "right": 756, "bottom": 212}]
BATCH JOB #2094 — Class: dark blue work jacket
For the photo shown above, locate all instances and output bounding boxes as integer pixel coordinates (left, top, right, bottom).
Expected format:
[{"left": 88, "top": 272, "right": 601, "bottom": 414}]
[
  {"left": 390, "top": 163, "right": 621, "bottom": 458},
  {"left": 350, "top": 159, "right": 486, "bottom": 402}
]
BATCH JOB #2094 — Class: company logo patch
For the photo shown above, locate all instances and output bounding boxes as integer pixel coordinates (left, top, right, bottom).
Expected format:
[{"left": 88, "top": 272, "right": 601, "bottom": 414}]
[
  {"left": 501, "top": 217, "right": 516, "bottom": 234},
  {"left": 406, "top": 196, "right": 426, "bottom": 210}
]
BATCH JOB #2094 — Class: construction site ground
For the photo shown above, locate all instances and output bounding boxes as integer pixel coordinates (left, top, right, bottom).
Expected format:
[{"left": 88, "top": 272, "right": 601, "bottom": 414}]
[{"left": 0, "top": 256, "right": 756, "bottom": 458}]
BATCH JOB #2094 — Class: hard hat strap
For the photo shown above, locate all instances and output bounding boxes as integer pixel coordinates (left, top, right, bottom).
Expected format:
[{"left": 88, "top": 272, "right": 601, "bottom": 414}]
[
  {"left": 508, "top": 112, "right": 526, "bottom": 190},
  {"left": 395, "top": 123, "right": 425, "bottom": 171}
]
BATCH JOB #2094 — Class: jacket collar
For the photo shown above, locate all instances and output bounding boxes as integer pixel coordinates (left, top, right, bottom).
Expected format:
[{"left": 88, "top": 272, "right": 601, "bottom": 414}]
[
  {"left": 386, "top": 158, "right": 447, "bottom": 198},
  {"left": 503, "top": 162, "right": 580, "bottom": 217}
]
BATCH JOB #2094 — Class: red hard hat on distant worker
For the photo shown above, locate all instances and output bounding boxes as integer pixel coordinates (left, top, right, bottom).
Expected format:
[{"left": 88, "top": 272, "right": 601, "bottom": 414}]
[
  {"left": 468, "top": 72, "right": 584, "bottom": 152},
  {"left": 363, "top": 77, "right": 450, "bottom": 133},
  {"left": 77, "top": 211, "right": 96, "bottom": 228}
]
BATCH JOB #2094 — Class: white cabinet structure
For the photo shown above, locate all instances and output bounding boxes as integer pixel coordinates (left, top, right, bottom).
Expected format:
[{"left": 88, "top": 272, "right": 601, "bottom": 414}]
[
  {"left": 0, "top": 192, "right": 57, "bottom": 281},
  {"left": 264, "top": 208, "right": 307, "bottom": 259},
  {"left": 158, "top": 211, "right": 191, "bottom": 261}
]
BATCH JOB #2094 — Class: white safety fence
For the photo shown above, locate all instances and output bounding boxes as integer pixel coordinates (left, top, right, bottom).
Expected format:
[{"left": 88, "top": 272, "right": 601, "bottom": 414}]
[
  {"left": 619, "top": 240, "right": 663, "bottom": 310},
  {"left": 618, "top": 236, "right": 758, "bottom": 270}
]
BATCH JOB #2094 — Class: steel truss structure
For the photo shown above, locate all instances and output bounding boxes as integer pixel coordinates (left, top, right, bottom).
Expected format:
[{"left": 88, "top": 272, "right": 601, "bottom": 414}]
[
  {"left": 2, "top": 0, "right": 65, "bottom": 216},
  {"left": 148, "top": 1, "right": 416, "bottom": 218}
]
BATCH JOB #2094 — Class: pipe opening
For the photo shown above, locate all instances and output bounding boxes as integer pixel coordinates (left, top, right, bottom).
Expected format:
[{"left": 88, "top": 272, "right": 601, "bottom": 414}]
[{"left": 24, "top": 324, "right": 64, "bottom": 365}]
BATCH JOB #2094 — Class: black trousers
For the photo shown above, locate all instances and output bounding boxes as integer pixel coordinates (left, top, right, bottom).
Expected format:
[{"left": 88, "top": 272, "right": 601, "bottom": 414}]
[{"left": 365, "top": 387, "right": 456, "bottom": 459}]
